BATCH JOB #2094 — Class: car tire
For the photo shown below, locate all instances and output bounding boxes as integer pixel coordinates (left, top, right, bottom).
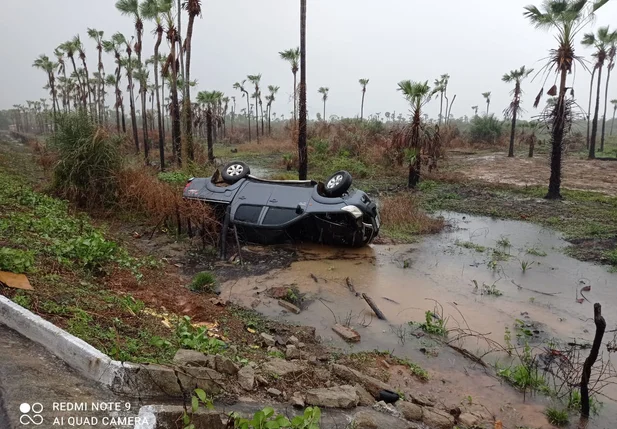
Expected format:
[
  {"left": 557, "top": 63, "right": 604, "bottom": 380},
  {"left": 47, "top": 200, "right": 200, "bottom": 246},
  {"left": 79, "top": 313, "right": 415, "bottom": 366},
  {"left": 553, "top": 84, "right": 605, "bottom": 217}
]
[
  {"left": 324, "top": 170, "right": 352, "bottom": 197},
  {"left": 221, "top": 161, "right": 250, "bottom": 184}
]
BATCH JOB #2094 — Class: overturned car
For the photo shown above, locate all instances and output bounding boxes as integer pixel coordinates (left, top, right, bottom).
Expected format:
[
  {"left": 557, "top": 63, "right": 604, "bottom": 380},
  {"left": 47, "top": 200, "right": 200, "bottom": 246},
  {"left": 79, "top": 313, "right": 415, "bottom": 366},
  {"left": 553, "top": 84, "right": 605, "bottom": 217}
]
[{"left": 183, "top": 161, "right": 380, "bottom": 248}]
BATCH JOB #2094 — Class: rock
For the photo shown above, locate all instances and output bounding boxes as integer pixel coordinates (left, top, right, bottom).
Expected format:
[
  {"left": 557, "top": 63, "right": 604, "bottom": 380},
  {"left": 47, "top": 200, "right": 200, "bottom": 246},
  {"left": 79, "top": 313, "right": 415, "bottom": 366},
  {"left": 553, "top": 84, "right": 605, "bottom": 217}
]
[
  {"left": 262, "top": 358, "right": 305, "bottom": 377},
  {"left": 423, "top": 408, "right": 455, "bottom": 429},
  {"left": 305, "top": 385, "right": 359, "bottom": 409},
  {"left": 290, "top": 392, "right": 305, "bottom": 408},
  {"left": 173, "top": 349, "right": 214, "bottom": 367},
  {"left": 297, "top": 342, "right": 305, "bottom": 348},
  {"left": 353, "top": 384, "right": 375, "bottom": 406},
  {"left": 268, "top": 287, "right": 289, "bottom": 299},
  {"left": 332, "top": 323, "right": 361, "bottom": 342},
  {"left": 255, "top": 375, "right": 269, "bottom": 386},
  {"left": 411, "top": 393, "right": 435, "bottom": 408},
  {"left": 215, "top": 355, "right": 239, "bottom": 375},
  {"left": 288, "top": 335, "right": 299, "bottom": 345},
  {"left": 177, "top": 367, "right": 225, "bottom": 395},
  {"left": 331, "top": 364, "right": 392, "bottom": 397},
  {"left": 372, "top": 400, "right": 400, "bottom": 417},
  {"left": 261, "top": 333, "right": 276, "bottom": 347},
  {"left": 286, "top": 345, "right": 301, "bottom": 359},
  {"left": 396, "top": 401, "right": 423, "bottom": 422},
  {"left": 275, "top": 335, "right": 287, "bottom": 346},
  {"left": 237, "top": 365, "right": 255, "bottom": 391},
  {"left": 352, "top": 410, "right": 379, "bottom": 429},
  {"left": 278, "top": 299, "right": 301, "bottom": 314},
  {"left": 267, "top": 388, "right": 282, "bottom": 397},
  {"left": 457, "top": 413, "right": 480, "bottom": 428}
]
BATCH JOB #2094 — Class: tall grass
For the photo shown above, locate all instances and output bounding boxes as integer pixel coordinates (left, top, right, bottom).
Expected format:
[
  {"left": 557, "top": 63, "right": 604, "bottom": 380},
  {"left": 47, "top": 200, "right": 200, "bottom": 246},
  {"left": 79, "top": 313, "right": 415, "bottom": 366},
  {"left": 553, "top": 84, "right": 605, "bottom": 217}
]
[
  {"left": 380, "top": 193, "right": 444, "bottom": 241},
  {"left": 49, "top": 112, "right": 122, "bottom": 207}
]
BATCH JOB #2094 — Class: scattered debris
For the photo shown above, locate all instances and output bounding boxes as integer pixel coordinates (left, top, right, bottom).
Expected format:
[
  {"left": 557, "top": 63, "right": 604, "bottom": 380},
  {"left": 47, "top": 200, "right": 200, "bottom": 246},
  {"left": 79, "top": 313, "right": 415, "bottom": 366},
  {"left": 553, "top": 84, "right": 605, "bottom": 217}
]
[
  {"left": 290, "top": 392, "right": 305, "bottom": 408},
  {"left": 0, "top": 271, "right": 33, "bottom": 290},
  {"left": 237, "top": 365, "right": 255, "bottom": 391},
  {"left": 267, "top": 387, "right": 282, "bottom": 397},
  {"left": 362, "top": 293, "right": 386, "bottom": 320},
  {"left": 382, "top": 296, "right": 400, "bottom": 304},
  {"left": 278, "top": 299, "right": 301, "bottom": 314},
  {"left": 372, "top": 400, "right": 400, "bottom": 417},
  {"left": 260, "top": 333, "right": 276, "bottom": 347},
  {"left": 346, "top": 277, "right": 358, "bottom": 295},
  {"left": 332, "top": 323, "right": 361, "bottom": 342}
]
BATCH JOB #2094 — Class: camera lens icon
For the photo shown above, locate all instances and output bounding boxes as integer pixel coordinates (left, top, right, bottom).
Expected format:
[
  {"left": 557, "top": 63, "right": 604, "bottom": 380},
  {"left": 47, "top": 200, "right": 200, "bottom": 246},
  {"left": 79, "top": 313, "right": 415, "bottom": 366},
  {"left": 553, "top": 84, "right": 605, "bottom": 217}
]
[{"left": 19, "top": 403, "right": 43, "bottom": 426}]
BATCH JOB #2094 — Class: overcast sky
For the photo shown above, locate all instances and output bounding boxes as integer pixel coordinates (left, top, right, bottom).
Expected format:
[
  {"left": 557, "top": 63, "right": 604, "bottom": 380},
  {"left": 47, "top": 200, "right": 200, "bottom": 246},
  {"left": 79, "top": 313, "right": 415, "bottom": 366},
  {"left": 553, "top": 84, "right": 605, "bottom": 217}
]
[{"left": 1, "top": 0, "right": 616, "bottom": 121}]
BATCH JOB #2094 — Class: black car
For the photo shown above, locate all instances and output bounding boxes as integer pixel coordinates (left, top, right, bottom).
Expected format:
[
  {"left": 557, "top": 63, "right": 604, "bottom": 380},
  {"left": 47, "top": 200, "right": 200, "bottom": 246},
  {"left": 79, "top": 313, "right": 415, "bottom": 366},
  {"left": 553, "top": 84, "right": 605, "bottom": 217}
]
[{"left": 183, "top": 161, "right": 380, "bottom": 248}]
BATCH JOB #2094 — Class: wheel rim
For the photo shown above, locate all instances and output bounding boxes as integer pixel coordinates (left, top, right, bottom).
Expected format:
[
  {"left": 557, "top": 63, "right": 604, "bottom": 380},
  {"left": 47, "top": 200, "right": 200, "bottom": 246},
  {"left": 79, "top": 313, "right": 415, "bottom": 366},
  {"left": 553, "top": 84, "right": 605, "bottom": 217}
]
[
  {"left": 327, "top": 174, "right": 343, "bottom": 189},
  {"left": 226, "top": 164, "right": 244, "bottom": 176}
]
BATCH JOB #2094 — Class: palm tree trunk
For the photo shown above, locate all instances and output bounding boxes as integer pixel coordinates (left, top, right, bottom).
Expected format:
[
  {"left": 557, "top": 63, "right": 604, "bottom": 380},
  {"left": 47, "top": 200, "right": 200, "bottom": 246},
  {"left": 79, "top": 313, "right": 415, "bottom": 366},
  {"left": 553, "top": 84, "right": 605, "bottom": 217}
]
[
  {"left": 298, "top": 0, "right": 308, "bottom": 180},
  {"left": 120, "top": 98, "right": 126, "bottom": 133},
  {"left": 255, "top": 96, "right": 259, "bottom": 142},
  {"left": 127, "top": 74, "right": 140, "bottom": 153},
  {"left": 246, "top": 95, "right": 251, "bottom": 141},
  {"left": 154, "top": 32, "right": 165, "bottom": 171},
  {"left": 141, "top": 88, "right": 149, "bottom": 163},
  {"left": 323, "top": 99, "right": 326, "bottom": 120},
  {"left": 586, "top": 68, "right": 596, "bottom": 149},
  {"left": 206, "top": 108, "right": 214, "bottom": 162},
  {"left": 268, "top": 104, "right": 271, "bottom": 135},
  {"left": 48, "top": 74, "right": 58, "bottom": 132},
  {"left": 486, "top": 101, "right": 490, "bottom": 116},
  {"left": 589, "top": 66, "right": 603, "bottom": 159},
  {"left": 293, "top": 71, "right": 297, "bottom": 123},
  {"left": 611, "top": 107, "right": 616, "bottom": 136},
  {"left": 444, "top": 93, "right": 450, "bottom": 125},
  {"left": 260, "top": 102, "right": 264, "bottom": 136},
  {"left": 439, "top": 93, "right": 443, "bottom": 125},
  {"left": 360, "top": 90, "right": 365, "bottom": 121},
  {"left": 546, "top": 69, "right": 568, "bottom": 200},
  {"left": 69, "top": 56, "right": 86, "bottom": 111},
  {"left": 508, "top": 107, "right": 517, "bottom": 157},
  {"left": 183, "top": 14, "right": 195, "bottom": 161},
  {"left": 600, "top": 64, "right": 612, "bottom": 152},
  {"left": 161, "top": 78, "right": 166, "bottom": 143}
]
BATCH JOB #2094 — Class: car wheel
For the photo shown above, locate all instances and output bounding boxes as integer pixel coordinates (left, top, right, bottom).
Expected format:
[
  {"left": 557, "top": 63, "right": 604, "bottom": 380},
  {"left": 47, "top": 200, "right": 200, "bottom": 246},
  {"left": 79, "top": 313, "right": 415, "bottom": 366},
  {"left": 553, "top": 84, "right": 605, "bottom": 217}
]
[
  {"left": 324, "top": 170, "right": 352, "bottom": 197},
  {"left": 221, "top": 161, "right": 250, "bottom": 184}
]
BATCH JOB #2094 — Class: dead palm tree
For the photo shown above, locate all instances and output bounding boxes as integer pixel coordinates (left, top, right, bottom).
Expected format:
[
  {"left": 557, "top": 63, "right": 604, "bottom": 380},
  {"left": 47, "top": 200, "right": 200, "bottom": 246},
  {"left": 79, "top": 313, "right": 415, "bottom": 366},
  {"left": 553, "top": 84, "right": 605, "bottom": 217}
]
[
  {"left": 247, "top": 74, "right": 262, "bottom": 141},
  {"left": 181, "top": 0, "right": 201, "bottom": 161},
  {"left": 32, "top": 55, "right": 58, "bottom": 131},
  {"left": 233, "top": 80, "right": 251, "bottom": 141},
  {"left": 482, "top": 91, "right": 491, "bottom": 116},
  {"left": 471, "top": 105, "right": 478, "bottom": 116},
  {"left": 611, "top": 99, "right": 617, "bottom": 136},
  {"left": 318, "top": 87, "right": 329, "bottom": 120},
  {"left": 359, "top": 79, "right": 369, "bottom": 121},
  {"left": 298, "top": 0, "right": 308, "bottom": 180},
  {"left": 582, "top": 26, "right": 616, "bottom": 157},
  {"left": 434, "top": 74, "right": 450, "bottom": 125},
  {"left": 279, "top": 47, "right": 300, "bottom": 123},
  {"left": 87, "top": 28, "right": 105, "bottom": 123},
  {"left": 525, "top": 0, "right": 609, "bottom": 200},
  {"left": 142, "top": 0, "right": 172, "bottom": 170},
  {"left": 503, "top": 66, "right": 534, "bottom": 157}
]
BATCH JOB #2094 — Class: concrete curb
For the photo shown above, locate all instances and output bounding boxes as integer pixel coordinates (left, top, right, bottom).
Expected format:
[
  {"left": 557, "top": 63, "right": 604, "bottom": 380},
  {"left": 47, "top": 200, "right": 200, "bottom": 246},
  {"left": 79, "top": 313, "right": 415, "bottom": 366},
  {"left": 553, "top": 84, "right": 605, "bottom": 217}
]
[{"left": 0, "top": 295, "right": 216, "bottom": 399}]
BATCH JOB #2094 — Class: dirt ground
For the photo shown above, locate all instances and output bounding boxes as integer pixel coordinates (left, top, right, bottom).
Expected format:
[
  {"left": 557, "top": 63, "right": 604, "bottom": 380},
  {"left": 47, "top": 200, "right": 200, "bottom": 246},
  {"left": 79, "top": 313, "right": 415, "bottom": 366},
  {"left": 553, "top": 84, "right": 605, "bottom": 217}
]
[{"left": 447, "top": 151, "right": 617, "bottom": 195}]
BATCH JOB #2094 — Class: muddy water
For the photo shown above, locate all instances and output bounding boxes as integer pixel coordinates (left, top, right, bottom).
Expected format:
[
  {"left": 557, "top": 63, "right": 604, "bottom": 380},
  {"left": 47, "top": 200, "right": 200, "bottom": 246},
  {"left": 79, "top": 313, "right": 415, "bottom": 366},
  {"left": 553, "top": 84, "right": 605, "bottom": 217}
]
[{"left": 221, "top": 213, "right": 617, "bottom": 428}]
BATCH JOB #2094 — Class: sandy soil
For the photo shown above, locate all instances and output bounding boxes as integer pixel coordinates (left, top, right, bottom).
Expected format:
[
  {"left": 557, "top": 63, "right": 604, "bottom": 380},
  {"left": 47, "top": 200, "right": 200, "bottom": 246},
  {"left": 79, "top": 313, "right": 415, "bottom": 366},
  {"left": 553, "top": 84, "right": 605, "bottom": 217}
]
[{"left": 448, "top": 152, "right": 617, "bottom": 195}]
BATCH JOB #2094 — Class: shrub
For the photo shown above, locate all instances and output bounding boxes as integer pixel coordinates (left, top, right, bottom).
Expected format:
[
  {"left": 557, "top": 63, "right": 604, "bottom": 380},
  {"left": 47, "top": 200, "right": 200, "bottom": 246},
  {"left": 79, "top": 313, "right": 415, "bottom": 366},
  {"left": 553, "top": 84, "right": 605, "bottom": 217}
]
[
  {"left": 545, "top": 407, "right": 569, "bottom": 427},
  {"left": 0, "top": 247, "right": 35, "bottom": 273},
  {"left": 468, "top": 114, "right": 504, "bottom": 144},
  {"left": 189, "top": 271, "right": 216, "bottom": 293},
  {"left": 49, "top": 112, "right": 122, "bottom": 207},
  {"left": 379, "top": 193, "right": 444, "bottom": 240}
]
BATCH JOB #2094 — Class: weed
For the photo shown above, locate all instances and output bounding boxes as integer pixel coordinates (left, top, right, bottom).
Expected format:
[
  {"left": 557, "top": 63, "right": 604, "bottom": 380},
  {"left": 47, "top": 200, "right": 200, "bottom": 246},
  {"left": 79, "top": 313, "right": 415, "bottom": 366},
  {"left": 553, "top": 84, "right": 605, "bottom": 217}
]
[
  {"left": 12, "top": 292, "right": 32, "bottom": 309},
  {"left": 544, "top": 407, "right": 569, "bottom": 427},
  {"left": 491, "top": 249, "right": 509, "bottom": 261},
  {"left": 606, "top": 248, "right": 617, "bottom": 266},
  {"left": 158, "top": 171, "right": 190, "bottom": 184},
  {"left": 0, "top": 247, "right": 35, "bottom": 273},
  {"left": 519, "top": 260, "right": 536, "bottom": 273},
  {"left": 176, "top": 316, "right": 226, "bottom": 354},
  {"left": 268, "top": 350, "right": 286, "bottom": 360},
  {"left": 567, "top": 389, "right": 601, "bottom": 415},
  {"left": 526, "top": 247, "right": 547, "bottom": 257},
  {"left": 379, "top": 193, "right": 444, "bottom": 242},
  {"left": 496, "top": 236, "right": 511, "bottom": 248},
  {"left": 409, "top": 310, "right": 448, "bottom": 337},
  {"left": 454, "top": 240, "right": 486, "bottom": 252},
  {"left": 189, "top": 271, "right": 216, "bottom": 293},
  {"left": 182, "top": 388, "right": 214, "bottom": 429},
  {"left": 231, "top": 405, "right": 321, "bottom": 429},
  {"left": 472, "top": 280, "right": 503, "bottom": 297}
]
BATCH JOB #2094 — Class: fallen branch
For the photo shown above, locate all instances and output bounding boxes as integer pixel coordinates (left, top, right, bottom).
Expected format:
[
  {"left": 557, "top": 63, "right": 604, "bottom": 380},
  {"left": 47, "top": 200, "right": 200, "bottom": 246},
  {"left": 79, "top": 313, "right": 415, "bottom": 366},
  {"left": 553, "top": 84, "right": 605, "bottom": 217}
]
[
  {"left": 345, "top": 277, "right": 358, "bottom": 296},
  {"left": 362, "top": 293, "right": 386, "bottom": 320},
  {"left": 580, "top": 303, "right": 606, "bottom": 418}
]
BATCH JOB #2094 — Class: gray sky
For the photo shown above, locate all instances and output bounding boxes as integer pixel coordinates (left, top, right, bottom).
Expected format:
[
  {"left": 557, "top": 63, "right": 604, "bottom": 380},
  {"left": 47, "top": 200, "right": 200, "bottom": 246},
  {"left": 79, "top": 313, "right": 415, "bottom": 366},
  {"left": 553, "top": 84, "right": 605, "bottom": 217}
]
[{"left": 1, "top": 0, "right": 616, "bottom": 121}]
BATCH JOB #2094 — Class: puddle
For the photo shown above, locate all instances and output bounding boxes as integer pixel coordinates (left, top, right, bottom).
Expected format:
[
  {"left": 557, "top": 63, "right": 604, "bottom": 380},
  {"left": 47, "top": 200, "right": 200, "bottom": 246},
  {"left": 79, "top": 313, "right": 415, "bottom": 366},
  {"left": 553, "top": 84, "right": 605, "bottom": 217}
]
[{"left": 221, "top": 212, "right": 617, "bottom": 427}]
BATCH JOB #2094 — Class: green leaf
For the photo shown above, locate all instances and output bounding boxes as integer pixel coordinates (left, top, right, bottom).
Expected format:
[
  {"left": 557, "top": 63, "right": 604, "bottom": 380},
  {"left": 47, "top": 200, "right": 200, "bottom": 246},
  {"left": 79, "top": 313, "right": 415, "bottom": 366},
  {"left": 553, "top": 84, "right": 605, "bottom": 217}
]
[
  {"left": 276, "top": 416, "right": 291, "bottom": 427},
  {"left": 195, "top": 388, "right": 207, "bottom": 402},
  {"left": 265, "top": 422, "right": 280, "bottom": 429},
  {"left": 263, "top": 407, "right": 275, "bottom": 418},
  {"left": 183, "top": 412, "right": 190, "bottom": 425},
  {"left": 191, "top": 396, "right": 199, "bottom": 412}
]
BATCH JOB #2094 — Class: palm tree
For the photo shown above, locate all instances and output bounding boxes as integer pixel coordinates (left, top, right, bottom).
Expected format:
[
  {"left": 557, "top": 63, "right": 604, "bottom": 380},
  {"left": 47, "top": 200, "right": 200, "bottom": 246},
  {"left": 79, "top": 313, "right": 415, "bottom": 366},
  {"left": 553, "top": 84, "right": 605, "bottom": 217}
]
[
  {"left": 233, "top": 80, "right": 251, "bottom": 141},
  {"left": 397, "top": 80, "right": 432, "bottom": 188},
  {"left": 72, "top": 35, "right": 93, "bottom": 117},
  {"left": 318, "top": 87, "right": 329, "bottom": 120},
  {"left": 116, "top": 0, "right": 144, "bottom": 62},
  {"left": 182, "top": 0, "right": 202, "bottom": 162},
  {"left": 611, "top": 99, "right": 617, "bottom": 136},
  {"left": 471, "top": 105, "right": 478, "bottom": 116},
  {"left": 359, "top": 79, "right": 369, "bottom": 121},
  {"left": 600, "top": 32, "right": 617, "bottom": 151},
  {"left": 87, "top": 28, "right": 105, "bottom": 123},
  {"left": 142, "top": 0, "right": 172, "bottom": 170},
  {"left": 279, "top": 47, "right": 300, "bottom": 123},
  {"left": 53, "top": 48, "right": 69, "bottom": 113},
  {"left": 247, "top": 74, "right": 262, "bottom": 141},
  {"left": 59, "top": 39, "right": 86, "bottom": 110},
  {"left": 298, "top": 0, "right": 308, "bottom": 180},
  {"left": 582, "top": 26, "right": 616, "bottom": 157},
  {"left": 134, "top": 66, "right": 150, "bottom": 163},
  {"left": 503, "top": 66, "right": 534, "bottom": 157},
  {"left": 103, "top": 37, "right": 126, "bottom": 133},
  {"left": 32, "top": 55, "right": 58, "bottom": 131},
  {"left": 434, "top": 74, "right": 450, "bottom": 125},
  {"left": 266, "top": 85, "right": 279, "bottom": 135},
  {"left": 163, "top": 10, "right": 181, "bottom": 165},
  {"left": 196, "top": 90, "right": 217, "bottom": 162},
  {"left": 105, "top": 74, "right": 122, "bottom": 131},
  {"left": 525, "top": 0, "right": 609, "bottom": 201},
  {"left": 114, "top": 33, "right": 140, "bottom": 152},
  {"left": 482, "top": 91, "right": 491, "bottom": 115}
]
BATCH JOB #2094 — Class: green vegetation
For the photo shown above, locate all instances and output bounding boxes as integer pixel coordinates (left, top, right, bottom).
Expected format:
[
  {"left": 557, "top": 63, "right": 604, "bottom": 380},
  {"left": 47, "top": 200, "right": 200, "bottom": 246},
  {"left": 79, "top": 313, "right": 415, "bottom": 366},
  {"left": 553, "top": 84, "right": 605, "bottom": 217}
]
[
  {"left": 409, "top": 310, "right": 448, "bottom": 337},
  {"left": 567, "top": 389, "right": 601, "bottom": 415},
  {"left": 544, "top": 407, "right": 569, "bottom": 427},
  {"left": 454, "top": 240, "right": 486, "bottom": 252},
  {"left": 525, "top": 247, "right": 547, "bottom": 257},
  {"left": 176, "top": 316, "right": 226, "bottom": 354},
  {"left": 231, "top": 406, "right": 321, "bottom": 429},
  {"left": 467, "top": 114, "right": 504, "bottom": 144},
  {"left": 189, "top": 271, "right": 216, "bottom": 293}
]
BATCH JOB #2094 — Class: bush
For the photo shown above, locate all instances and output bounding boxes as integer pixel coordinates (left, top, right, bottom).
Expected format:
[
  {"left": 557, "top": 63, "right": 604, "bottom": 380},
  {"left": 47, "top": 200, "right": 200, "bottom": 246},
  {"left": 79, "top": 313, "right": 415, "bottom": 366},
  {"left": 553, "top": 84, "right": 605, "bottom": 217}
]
[
  {"left": 189, "top": 271, "right": 216, "bottom": 292},
  {"left": 0, "top": 247, "right": 35, "bottom": 273},
  {"left": 468, "top": 114, "right": 504, "bottom": 144},
  {"left": 49, "top": 112, "right": 122, "bottom": 207}
]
